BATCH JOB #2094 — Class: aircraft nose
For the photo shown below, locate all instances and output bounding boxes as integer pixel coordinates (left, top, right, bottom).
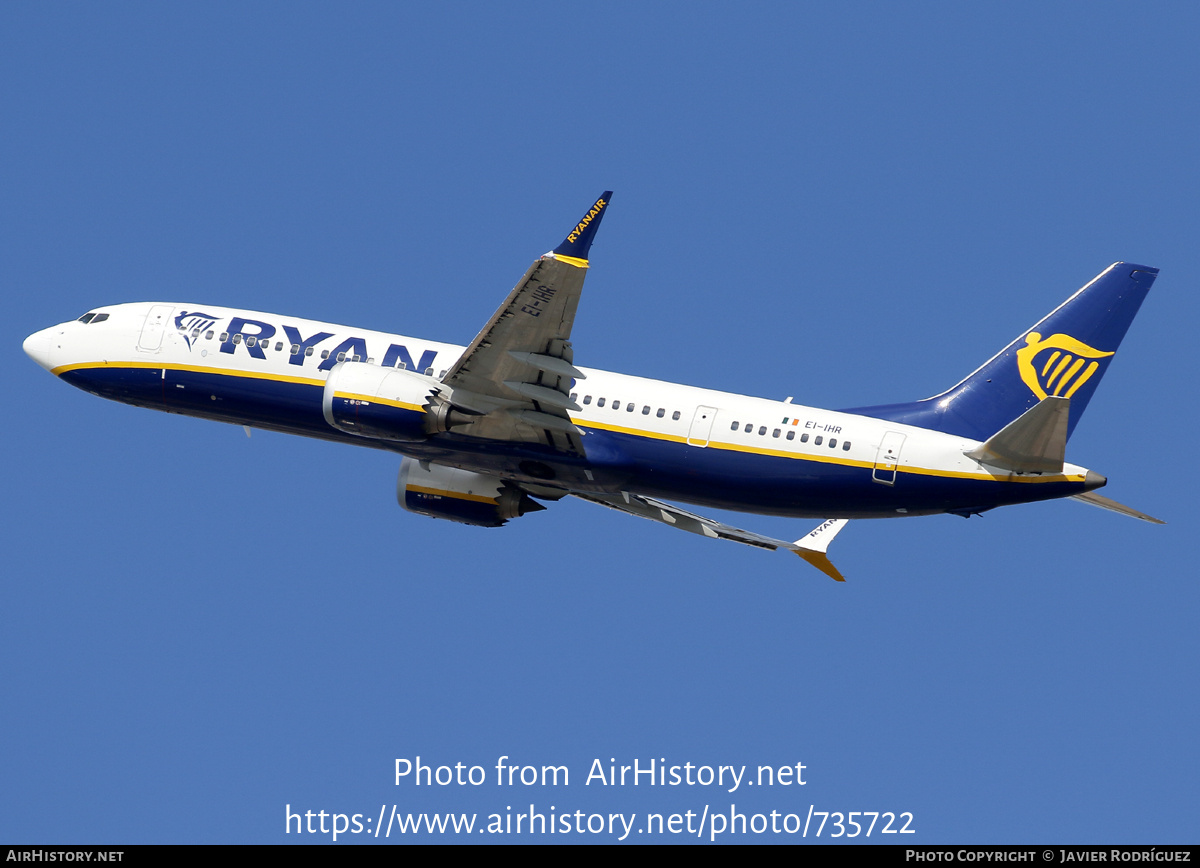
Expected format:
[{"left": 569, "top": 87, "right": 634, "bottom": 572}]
[{"left": 23, "top": 327, "right": 55, "bottom": 372}]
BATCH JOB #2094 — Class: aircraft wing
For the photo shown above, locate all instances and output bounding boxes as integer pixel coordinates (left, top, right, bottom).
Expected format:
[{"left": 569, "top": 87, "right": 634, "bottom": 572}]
[
  {"left": 436, "top": 193, "right": 612, "bottom": 456},
  {"left": 571, "top": 490, "right": 850, "bottom": 581}
]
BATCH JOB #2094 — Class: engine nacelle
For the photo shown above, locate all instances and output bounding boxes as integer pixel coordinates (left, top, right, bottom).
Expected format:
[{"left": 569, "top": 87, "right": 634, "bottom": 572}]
[
  {"left": 322, "top": 361, "right": 439, "bottom": 441},
  {"left": 397, "top": 458, "right": 545, "bottom": 527}
]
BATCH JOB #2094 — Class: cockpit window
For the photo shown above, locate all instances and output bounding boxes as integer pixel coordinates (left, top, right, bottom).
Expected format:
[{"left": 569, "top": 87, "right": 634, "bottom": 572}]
[
  {"left": 92, "top": 314, "right": 108, "bottom": 323},
  {"left": 76, "top": 312, "right": 109, "bottom": 324},
  {"left": 77, "top": 313, "right": 95, "bottom": 323}
]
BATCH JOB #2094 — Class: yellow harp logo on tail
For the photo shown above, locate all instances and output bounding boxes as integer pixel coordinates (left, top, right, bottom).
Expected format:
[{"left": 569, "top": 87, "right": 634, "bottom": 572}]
[{"left": 1016, "top": 332, "right": 1114, "bottom": 400}]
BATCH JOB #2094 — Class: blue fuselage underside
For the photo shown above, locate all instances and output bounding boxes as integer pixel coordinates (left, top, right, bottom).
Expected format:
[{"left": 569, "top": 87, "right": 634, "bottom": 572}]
[{"left": 61, "top": 365, "right": 1085, "bottom": 519}]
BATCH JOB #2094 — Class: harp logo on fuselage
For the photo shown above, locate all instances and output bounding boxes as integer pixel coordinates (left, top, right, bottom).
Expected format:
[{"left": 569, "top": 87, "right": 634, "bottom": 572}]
[{"left": 174, "top": 310, "right": 220, "bottom": 349}]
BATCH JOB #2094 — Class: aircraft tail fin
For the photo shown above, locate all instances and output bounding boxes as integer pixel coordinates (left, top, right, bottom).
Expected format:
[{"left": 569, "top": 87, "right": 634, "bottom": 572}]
[{"left": 842, "top": 263, "right": 1158, "bottom": 442}]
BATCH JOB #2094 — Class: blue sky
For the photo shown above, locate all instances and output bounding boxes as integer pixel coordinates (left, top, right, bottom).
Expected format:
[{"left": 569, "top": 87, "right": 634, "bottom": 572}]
[{"left": 4, "top": 2, "right": 1198, "bottom": 844}]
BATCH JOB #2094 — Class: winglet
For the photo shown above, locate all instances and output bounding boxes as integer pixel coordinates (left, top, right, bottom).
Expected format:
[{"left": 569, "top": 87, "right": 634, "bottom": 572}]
[
  {"left": 550, "top": 192, "right": 612, "bottom": 267},
  {"left": 793, "top": 519, "right": 849, "bottom": 581}
]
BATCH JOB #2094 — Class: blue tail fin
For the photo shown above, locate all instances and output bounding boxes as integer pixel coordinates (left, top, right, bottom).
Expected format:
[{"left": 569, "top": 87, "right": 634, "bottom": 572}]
[{"left": 842, "top": 262, "right": 1158, "bottom": 441}]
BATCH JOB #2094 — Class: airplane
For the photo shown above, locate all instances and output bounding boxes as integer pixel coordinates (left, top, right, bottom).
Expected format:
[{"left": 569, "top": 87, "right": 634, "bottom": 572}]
[{"left": 23, "top": 192, "right": 1162, "bottom": 581}]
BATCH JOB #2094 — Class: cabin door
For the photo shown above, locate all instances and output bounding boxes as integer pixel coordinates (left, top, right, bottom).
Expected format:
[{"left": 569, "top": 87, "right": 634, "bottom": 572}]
[
  {"left": 687, "top": 406, "right": 719, "bottom": 447},
  {"left": 872, "top": 431, "right": 907, "bottom": 485},
  {"left": 137, "top": 305, "right": 175, "bottom": 353}
]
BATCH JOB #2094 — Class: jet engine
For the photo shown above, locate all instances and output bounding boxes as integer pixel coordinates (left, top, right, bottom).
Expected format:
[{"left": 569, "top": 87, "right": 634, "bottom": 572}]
[
  {"left": 322, "top": 361, "right": 441, "bottom": 441},
  {"left": 397, "top": 458, "right": 545, "bottom": 527}
]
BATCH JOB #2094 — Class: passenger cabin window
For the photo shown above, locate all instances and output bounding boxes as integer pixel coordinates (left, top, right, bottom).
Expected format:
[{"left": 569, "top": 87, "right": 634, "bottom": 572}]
[
  {"left": 828, "top": 438, "right": 837, "bottom": 448},
  {"left": 814, "top": 435, "right": 823, "bottom": 445},
  {"left": 758, "top": 426, "right": 766, "bottom": 436},
  {"left": 305, "top": 346, "right": 314, "bottom": 356},
  {"left": 291, "top": 345, "right": 300, "bottom": 355},
  {"left": 842, "top": 441, "right": 851, "bottom": 451},
  {"left": 656, "top": 408, "right": 665, "bottom": 418},
  {"left": 246, "top": 336, "right": 257, "bottom": 347},
  {"left": 772, "top": 429, "right": 780, "bottom": 438},
  {"left": 731, "top": 421, "right": 739, "bottom": 431},
  {"left": 321, "top": 350, "right": 330, "bottom": 359},
  {"left": 583, "top": 395, "right": 592, "bottom": 405},
  {"left": 786, "top": 431, "right": 795, "bottom": 441},
  {"left": 627, "top": 404, "right": 635, "bottom": 412},
  {"left": 598, "top": 398, "right": 606, "bottom": 407},
  {"left": 800, "top": 433, "right": 809, "bottom": 443},
  {"left": 672, "top": 411, "right": 680, "bottom": 420}
]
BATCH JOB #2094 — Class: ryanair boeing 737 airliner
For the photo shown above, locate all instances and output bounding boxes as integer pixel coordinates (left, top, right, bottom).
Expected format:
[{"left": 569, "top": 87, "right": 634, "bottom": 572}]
[{"left": 22, "top": 193, "right": 1162, "bottom": 580}]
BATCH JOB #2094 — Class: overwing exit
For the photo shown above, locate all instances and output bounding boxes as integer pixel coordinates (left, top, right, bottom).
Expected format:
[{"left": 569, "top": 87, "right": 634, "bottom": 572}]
[{"left": 23, "top": 192, "right": 1162, "bottom": 581}]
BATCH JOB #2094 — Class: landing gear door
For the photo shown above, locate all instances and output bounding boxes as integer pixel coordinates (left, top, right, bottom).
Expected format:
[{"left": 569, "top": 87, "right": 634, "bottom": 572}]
[
  {"left": 137, "top": 305, "right": 174, "bottom": 353},
  {"left": 872, "top": 431, "right": 906, "bottom": 485},
  {"left": 687, "top": 406, "right": 719, "bottom": 447}
]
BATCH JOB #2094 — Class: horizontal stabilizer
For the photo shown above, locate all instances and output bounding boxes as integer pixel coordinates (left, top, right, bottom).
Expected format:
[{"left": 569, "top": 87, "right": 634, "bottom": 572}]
[
  {"left": 965, "top": 396, "right": 1069, "bottom": 473},
  {"left": 1070, "top": 491, "right": 1165, "bottom": 524}
]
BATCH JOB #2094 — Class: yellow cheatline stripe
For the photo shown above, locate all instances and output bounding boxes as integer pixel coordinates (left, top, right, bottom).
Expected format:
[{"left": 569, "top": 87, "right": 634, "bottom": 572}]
[
  {"left": 574, "top": 418, "right": 1083, "bottom": 484},
  {"left": 578, "top": 418, "right": 689, "bottom": 444},
  {"left": 52, "top": 360, "right": 326, "bottom": 388},
  {"left": 406, "top": 484, "right": 496, "bottom": 504},
  {"left": 58, "top": 363, "right": 1083, "bottom": 487},
  {"left": 706, "top": 437, "right": 875, "bottom": 468},
  {"left": 553, "top": 254, "right": 589, "bottom": 268},
  {"left": 896, "top": 462, "right": 1083, "bottom": 484},
  {"left": 63, "top": 362, "right": 429, "bottom": 413},
  {"left": 333, "top": 390, "right": 426, "bottom": 413}
]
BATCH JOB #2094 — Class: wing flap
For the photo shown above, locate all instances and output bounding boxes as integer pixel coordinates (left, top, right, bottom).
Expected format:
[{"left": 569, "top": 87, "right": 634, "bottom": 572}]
[{"left": 573, "top": 491, "right": 851, "bottom": 580}]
